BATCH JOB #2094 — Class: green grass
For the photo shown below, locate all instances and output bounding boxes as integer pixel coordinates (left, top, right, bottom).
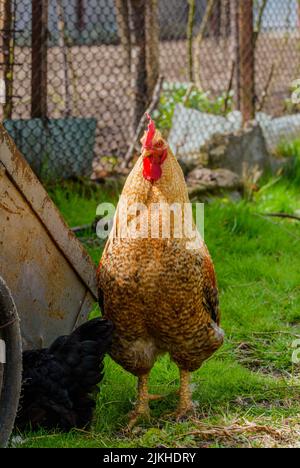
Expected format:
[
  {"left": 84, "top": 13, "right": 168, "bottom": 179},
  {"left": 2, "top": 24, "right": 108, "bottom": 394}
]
[{"left": 15, "top": 158, "right": 300, "bottom": 448}]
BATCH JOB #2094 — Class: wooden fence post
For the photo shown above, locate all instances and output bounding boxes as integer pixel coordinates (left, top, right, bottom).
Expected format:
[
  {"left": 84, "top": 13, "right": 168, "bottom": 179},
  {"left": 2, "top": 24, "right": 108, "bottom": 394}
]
[
  {"left": 76, "top": 0, "right": 84, "bottom": 31},
  {"left": 145, "top": 0, "right": 159, "bottom": 100},
  {"left": 118, "top": 0, "right": 159, "bottom": 132},
  {"left": 238, "top": 0, "right": 255, "bottom": 122},
  {"left": 115, "top": 0, "right": 131, "bottom": 70},
  {"left": 130, "top": 0, "right": 147, "bottom": 130},
  {"left": 209, "top": 0, "right": 221, "bottom": 38},
  {"left": 230, "top": 0, "right": 239, "bottom": 109},
  {"left": 221, "top": 0, "right": 231, "bottom": 37},
  {"left": 31, "top": 0, "right": 48, "bottom": 118},
  {"left": 0, "top": 0, "right": 14, "bottom": 119}
]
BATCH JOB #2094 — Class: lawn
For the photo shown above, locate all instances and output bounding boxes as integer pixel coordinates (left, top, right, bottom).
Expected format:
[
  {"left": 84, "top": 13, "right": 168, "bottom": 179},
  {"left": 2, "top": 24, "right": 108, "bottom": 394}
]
[{"left": 14, "top": 155, "right": 300, "bottom": 448}]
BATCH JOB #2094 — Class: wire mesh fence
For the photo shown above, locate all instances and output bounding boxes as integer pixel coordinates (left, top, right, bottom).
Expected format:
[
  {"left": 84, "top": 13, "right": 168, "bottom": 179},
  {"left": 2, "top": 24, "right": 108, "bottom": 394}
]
[{"left": 0, "top": 0, "right": 300, "bottom": 181}]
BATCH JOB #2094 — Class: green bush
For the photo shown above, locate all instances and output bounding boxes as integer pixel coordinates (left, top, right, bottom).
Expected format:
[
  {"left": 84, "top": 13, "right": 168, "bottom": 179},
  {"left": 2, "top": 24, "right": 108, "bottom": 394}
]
[{"left": 154, "top": 82, "right": 234, "bottom": 134}]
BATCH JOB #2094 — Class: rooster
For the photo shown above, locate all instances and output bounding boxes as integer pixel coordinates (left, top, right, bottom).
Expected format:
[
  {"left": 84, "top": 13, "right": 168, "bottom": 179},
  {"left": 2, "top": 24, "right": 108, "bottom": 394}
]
[
  {"left": 16, "top": 318, "right": 113, "bottom": 431},
  {"left": 97, "top": 115, "right": 224, "bottom": 427}
]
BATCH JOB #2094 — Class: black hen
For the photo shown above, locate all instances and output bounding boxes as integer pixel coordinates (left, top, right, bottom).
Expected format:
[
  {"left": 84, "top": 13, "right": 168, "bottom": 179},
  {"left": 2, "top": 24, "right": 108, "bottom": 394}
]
[{"left": 16, "top": 318, "right": 113, "bottom": 431}]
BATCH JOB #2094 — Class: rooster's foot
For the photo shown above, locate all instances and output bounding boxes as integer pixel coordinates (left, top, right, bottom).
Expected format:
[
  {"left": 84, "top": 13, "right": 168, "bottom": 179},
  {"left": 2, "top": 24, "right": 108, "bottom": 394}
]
[
  {"left": 126, "top": 374, "right": 153, "bottom": 430},
  {"left": 175, "top": 402, "right": 196, "bottom": 421},
  {"left": 127, "top": 404, "right": 150, "bottom": 430},
  {"left": 164, "top": 402, "right": 195, "bottom": 422}
]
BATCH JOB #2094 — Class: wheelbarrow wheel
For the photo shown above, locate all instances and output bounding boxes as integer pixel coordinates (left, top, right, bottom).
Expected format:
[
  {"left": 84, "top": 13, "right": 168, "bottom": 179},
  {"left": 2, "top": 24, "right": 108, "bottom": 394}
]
[{"left": 0, "top": 276, "right": 22, "bottom": 448}]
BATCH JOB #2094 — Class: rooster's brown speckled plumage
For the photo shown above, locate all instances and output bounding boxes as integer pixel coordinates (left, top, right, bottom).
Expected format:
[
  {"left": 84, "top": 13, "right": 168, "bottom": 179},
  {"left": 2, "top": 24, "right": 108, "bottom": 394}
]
[{"left": 97, "top": 116, "right": 224, "bottom": 426}]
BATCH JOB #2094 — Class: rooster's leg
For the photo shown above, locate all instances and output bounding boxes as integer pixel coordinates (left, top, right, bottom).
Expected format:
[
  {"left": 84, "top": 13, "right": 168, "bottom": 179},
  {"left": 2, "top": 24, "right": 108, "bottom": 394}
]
[
  {"left": 176, "top": 369, "right": 194, "bottom": 419},
  {"left": 128, "top": 374, "right": 151, "bottom": 429},
  {"left": 148, "top": 393, "right": 165, "bottom": 401}
]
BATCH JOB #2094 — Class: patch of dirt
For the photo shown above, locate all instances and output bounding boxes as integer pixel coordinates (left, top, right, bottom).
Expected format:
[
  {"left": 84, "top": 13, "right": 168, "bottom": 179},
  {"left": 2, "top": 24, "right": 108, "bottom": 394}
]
[{"left": 234, "top": 341, "right": 294, "bottom": 378}]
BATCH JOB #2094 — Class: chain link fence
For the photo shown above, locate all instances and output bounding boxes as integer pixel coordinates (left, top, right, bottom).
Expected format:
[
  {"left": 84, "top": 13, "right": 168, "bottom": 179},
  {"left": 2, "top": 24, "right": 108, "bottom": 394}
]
[{"left": 0, "top": 0, "right": 300, "bottom": 180}]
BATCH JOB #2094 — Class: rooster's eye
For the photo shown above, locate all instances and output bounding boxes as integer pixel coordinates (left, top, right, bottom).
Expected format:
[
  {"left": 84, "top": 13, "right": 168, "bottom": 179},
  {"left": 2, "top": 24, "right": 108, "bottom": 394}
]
[{"left": 156, "top": 140, "right": 164, "bottom": 148}]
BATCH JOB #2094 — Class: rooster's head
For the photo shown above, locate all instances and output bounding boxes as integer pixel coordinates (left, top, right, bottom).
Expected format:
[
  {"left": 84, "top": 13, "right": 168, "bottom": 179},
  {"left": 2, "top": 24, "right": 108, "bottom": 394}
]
[{"left": 141, "top": 114, "right": 168, "bottom": 183}]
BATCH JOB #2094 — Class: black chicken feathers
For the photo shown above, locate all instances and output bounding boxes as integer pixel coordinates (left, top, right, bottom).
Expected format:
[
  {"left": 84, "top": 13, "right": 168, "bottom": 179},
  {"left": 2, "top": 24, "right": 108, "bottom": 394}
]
[{"left": 16, "top": 318, "right": 113, "bottom": 431}]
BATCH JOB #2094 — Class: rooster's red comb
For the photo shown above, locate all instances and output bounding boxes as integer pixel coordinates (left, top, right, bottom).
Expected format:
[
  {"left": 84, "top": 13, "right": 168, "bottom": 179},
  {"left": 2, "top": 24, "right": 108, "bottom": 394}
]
[{"left": 144, "top": 113, "right": 156, "bottom": 149}]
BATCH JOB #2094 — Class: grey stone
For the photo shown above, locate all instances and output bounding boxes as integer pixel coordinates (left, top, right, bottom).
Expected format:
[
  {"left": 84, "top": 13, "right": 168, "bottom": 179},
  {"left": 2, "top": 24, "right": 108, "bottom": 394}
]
[
  {"left": 187, "top": 168, "right": 243, "bottom": 198},
  {"left": 169, "top": 104, "right": 242, "bottom": 161},
  {"left": 199, "top": 123, "right": 271, "bottom": 176},
  {"left": 170, "top": 104, "right": 300, "bottom": 164}
]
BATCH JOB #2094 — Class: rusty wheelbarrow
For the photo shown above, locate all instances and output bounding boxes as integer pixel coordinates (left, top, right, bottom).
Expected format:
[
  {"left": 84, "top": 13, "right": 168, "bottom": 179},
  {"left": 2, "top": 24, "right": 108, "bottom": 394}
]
[{"left": 0, "top": 124, "right": 98, "bottom": 446}]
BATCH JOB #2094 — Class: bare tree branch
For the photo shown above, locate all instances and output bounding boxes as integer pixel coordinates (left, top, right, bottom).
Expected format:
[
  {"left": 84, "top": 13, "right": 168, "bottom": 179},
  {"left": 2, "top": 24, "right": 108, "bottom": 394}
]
[
  {"left": 256, "top": 62, "right": 275, "bottom": 112},
  {"left": 224, "top": 59, "right": 235, "bottom": 114},
  {"left": 121, "top": 75, "right": 164, "bottom": 169},
  {"left": 260, "top": 212, "right": 300, "bottom": 222},
  {"left": 115, "top": 0, "right": 131, "bottom": 71},
  {"left": 187, "top": 0, "right": 196, "bottom": 82},
  {"left": 194, "top": 0, "right": 216, "bottom": 89},
  {"left": 254, "top": 0, "right": 268, "bottom": 48}
]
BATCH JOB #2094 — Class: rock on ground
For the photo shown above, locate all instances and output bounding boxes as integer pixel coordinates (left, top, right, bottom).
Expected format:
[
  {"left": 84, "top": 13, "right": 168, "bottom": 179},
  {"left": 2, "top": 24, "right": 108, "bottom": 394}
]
[
  {"left": 187, "top": 168, "right": 243, "bottom": 199},
  {"left": 198, "top": 123, "right": 271, "bottom": 176}
]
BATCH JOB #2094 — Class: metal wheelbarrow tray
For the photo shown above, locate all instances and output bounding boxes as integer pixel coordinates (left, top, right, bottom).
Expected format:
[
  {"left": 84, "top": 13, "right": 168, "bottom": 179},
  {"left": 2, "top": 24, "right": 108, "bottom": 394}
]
[{"left": 0, "top": 124, "right": 97, "bottom": 446}]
